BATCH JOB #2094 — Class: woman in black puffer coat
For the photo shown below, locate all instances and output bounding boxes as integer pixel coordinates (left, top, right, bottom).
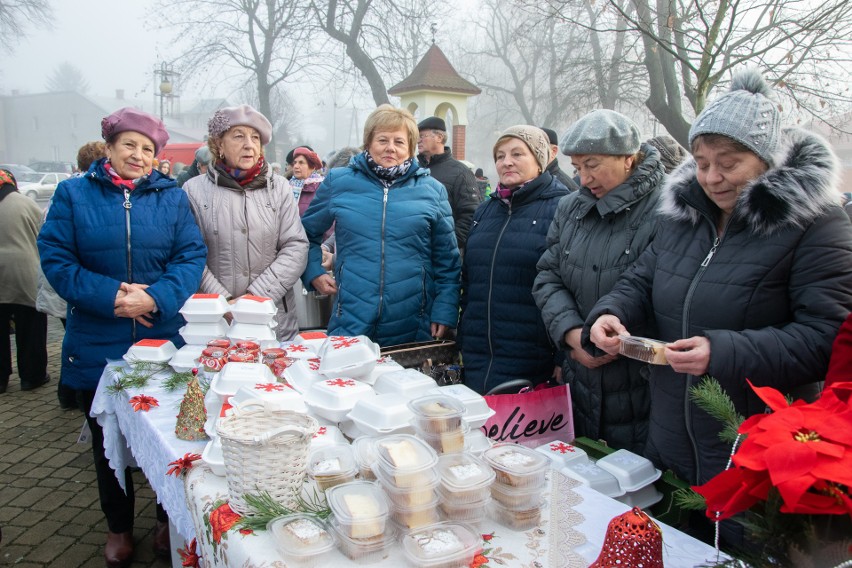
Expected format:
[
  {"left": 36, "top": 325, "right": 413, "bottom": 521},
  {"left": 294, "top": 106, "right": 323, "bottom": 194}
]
[
  {"left": 533, "top": 110, "right": 665, "bottom": 454},
  {"left": 586, "top": 70, "right": 852, "bottom": 496}
]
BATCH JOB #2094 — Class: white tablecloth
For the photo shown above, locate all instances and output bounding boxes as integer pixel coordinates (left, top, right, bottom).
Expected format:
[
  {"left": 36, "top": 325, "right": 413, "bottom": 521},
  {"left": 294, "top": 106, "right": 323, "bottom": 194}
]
[{"left": 93, "top": 362, "right": 726, "bottom": 567}]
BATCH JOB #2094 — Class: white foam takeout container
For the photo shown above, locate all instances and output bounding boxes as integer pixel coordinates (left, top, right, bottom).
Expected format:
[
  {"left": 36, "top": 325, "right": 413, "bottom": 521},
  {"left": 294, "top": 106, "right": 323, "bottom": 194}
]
[
  {"left": 283, "top": 358, "right": 326, "bottom": 393},
  {"left": 169, "top": 344, "right": 205, "bottom": 373},
  {"left": 374, "top": 369, "right": 438, "bottom": 398},
  {"left": 229, "top": 295, "right": 277, "bottom": 325},
  {"left": 535, "top": 440, "right": 591, "bottom": 468},
  {"left": 303, "top": 377, "right": 377, "bottom": 423},
  {"left": 227, "top": 321, "right": 277, "bottom": 343},
  {"left": 595, "top": 449, "right": 662, "bottom": 492},
  {"left": 201, "top": 437, "right": 225, "bottom": 476},
  {"left": 317, "top": 336, "right": 380, "bottom": 378},
  {"left": 427, "top": 384, "right": 496, "bottom": 429},
  {"left": 310, "top": 424, "right": 347, "bottom": 449},
  {"left": 347, "top": 393, "right": 416, "bottom": 436},
  {"left": 231, "top": 383, "right": 307, "bottom": 414},
  {"left": 210, "top": 362, "right": 276, "bottom": 398},
  {"left": 179, "top": 293, "right": 230, "bottom": 323},
  {"left": 179, "top": 320, "right": 229, "bottom": 346},
  {"left": 123, "top": 339, "right": 177, "bottom": 364},
  {"left": 361, "top": 356, "right": 405, "bottom": 386},
  {"left": 292, "top": 331, "right": 329, "bottom": 352},
  {"left": 616, "top": 483, "right": 664, "bottom": 509},
  {"left": 562, "top": 461, "right": 625, "bottom": 497}
]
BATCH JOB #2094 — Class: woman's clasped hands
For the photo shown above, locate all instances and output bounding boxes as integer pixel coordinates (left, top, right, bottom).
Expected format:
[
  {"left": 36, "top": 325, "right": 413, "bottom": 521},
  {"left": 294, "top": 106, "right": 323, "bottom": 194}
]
[{"left": 114, "top": 282, "right": 156, "bottom": 327}]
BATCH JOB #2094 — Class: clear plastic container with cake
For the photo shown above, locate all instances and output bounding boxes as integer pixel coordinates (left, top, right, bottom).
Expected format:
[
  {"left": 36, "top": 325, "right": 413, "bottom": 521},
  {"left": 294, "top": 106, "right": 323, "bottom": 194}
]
[
  {"left": 325, "top": 481, "right": 390, "bottom": 541},
  {"left": 436, "top": 453, "right": 495, "bottom": 504},
  {"left": 489, "top": 499, "right": 542, "bottom": 531},
  {"left": 437, "top": 492, "right": 492, "bottom": 526},
  {"left": 351, "top": 436, "right": 379, "bottom": 480},
  {"left": 328, "top": 518, "right": 396, "bottom": 565},
  {"left": 372, "top": 435, "right": 439, "bottom": 488},
  {"left": 388, "top": 496, "right": 441, "bottom": 531},
  {"left": 414, "top": 421, "right": 469, "bottom": 455},
  {"left": 308, "top": 444, "right": 358, "bottom": 491},
  {"left": 267, "top": 514, "right": 336, "bottom": 568},
  {"left": 373, "top": 463, "right": 439, "bottom": 508},
  {"left": 401, "top": 522, "right": 480, "bottom": 568},
  {"left": 408, "top": 395, "right": 467, "bottom": 434},
  {"left": 426, "top": 384, "right": 496, "bottom": 429},
  {"left": 483, "top": 443, "right": 551, "bottom": 489},
  {"left": 489, "top": 481, "right": 546, "bottom": 510},
  {"left": 618, "top": 334, "right": 669, "bottom": 365}
]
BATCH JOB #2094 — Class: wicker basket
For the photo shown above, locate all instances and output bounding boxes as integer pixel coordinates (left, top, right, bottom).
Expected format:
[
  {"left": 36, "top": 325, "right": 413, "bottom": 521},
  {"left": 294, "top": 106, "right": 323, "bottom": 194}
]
[{"left": 216, "top": 400, "right": 318, "bottom": 515}]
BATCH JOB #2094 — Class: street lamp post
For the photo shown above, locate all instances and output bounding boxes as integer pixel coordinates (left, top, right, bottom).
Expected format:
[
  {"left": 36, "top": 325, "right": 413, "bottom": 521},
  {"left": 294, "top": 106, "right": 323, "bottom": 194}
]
[{"left": 154, "top": 62, "right": 179, "bottom": 121}]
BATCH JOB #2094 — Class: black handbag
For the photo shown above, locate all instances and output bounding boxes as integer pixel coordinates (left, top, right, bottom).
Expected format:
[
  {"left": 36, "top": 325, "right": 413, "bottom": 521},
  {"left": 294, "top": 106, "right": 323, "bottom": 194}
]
[{"left": 380, "top": 340, "right": 459, "bottom": 369}]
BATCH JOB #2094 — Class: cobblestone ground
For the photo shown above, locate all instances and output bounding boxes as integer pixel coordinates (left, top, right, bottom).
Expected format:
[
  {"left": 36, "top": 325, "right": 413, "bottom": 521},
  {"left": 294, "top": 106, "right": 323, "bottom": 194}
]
[{"left": 0, "top": 317, "right": 170, "bottom": 567}]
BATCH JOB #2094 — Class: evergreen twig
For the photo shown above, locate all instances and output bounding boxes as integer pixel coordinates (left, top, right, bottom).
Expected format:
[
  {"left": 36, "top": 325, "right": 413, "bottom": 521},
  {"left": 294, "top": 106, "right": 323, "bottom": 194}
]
[
  {"left": 235, "top": 487, "right": 331, "bottom": 532},
  {"left": 689, "top": 376, "right": 745, "bottom": 444},
  {"left": 107, "top": 361, "right": 168, "bottom": 394},
  {"left": 161, "top": 370, "right": 196, "bottom": 392},
  {"left": 673, "top": 487, "right": 707, "bottom": 511}
]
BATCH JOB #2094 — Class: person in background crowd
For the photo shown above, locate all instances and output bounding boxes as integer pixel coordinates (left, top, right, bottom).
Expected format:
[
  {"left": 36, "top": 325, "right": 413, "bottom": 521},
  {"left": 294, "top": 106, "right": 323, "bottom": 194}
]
[
  {"left": 301, "top": 105, "right": 461, "bottom": 346},
  {"left": 646, "top": 134, "right": 689, "bottom": 174},
  {"left": 176, "top": 146, "right": 212, "bottom": 188},
  {"left": 0, "top": 168, "right": 49, "bottom": 395},
  {"left": 417, "top": 116, "right": 481, "bottom": 252},
  {"left": 184, "top": 104, "right": 308, "bottom": 341},
  {"left": 172, "top": 162, "right": 185, "bottom": 177},
  {"left": 38, "top": 107, "right": 207, "bottom": 567},
  {"left": 38, "top": 140, "right": 107, "bottom": 409},
  {"left": 157, "top": 160, "right": 171, "bottom": 177},
  {"left": 271, "top": 162, "right": 282, "bottom": 175},
  {"left": 473, "top": 167, "right": 491, "bottom": 200},
  {"left": 459, "top": 126, "right": 570, "bottom": 394},
  {"left": 533, "top": 110, "right": 666, "bottom": 454},
  {"left": 289, "top": 146, "right": 326, "bottom": 215},
  {"left": 540, "top": 126, "right": 580, "bottom": 191},
  {"left": 585, "top": 69, "right": 852, "bottom": 545}
]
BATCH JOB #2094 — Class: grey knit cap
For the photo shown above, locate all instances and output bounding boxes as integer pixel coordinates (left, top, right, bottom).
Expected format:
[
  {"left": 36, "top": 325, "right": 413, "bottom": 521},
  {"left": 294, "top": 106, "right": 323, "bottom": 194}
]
[
  {"left": 493, "top": 125, "right": 551, "bottom": 173},
  {"left": 560, "top": 109, "right": 641, "bottom": 156},
  {"left": 646, "top": 135, "right": 688, "bottom": 174},
  {"left": 689, "top": 68, "right": 780, "bottom": 165}
]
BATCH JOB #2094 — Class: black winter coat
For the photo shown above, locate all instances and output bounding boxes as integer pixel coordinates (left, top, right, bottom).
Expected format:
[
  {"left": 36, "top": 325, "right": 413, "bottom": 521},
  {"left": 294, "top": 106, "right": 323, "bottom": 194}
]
[
  {"left": 534, "top": 145, "right": 665, "bottom": 453},
  {"left": 419, "top": 148, "right": 481, "bottom": 250},
  {"left": 583, "top": 129, "right": 852, "bottom": 485},
  {"left": 460, "top": 172, "right": 570, "bottom": 394},
  {"left": 546, "top": 159, "right": 579, "bottom": 192}
]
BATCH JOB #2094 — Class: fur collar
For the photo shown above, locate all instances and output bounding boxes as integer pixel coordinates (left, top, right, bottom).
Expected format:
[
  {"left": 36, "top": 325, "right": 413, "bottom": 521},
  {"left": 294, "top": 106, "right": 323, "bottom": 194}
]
[{"left": 659, "top": 128, "right": 840, "bottom": 236}]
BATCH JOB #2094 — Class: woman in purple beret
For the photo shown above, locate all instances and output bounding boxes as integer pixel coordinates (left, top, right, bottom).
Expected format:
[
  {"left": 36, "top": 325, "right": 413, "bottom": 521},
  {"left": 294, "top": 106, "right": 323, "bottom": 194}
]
[
  {"left": 184, "top": 104, "right": 308, "bottom": 341},
  {"left": 38, "top": 107, "right": 207, "bottom": 567}
]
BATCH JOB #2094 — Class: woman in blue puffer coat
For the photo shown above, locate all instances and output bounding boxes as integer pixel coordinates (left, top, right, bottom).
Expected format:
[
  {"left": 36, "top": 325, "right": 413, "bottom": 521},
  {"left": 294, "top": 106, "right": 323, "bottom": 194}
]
[
  {"left": 38, "top": 108, "right": 206, "bottom": 567},
  {"left": 301, "top": 105, "right": 461, "bottom": 346}
]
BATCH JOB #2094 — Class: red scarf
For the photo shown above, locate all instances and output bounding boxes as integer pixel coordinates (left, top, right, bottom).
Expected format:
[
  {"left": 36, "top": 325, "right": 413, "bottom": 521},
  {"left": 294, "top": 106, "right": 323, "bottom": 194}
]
[
  {"left": 217, "top": 156, "right": 265, "bottom": 186},
  {"left": 104, "top": 161, "right": 140, "bottom": 190}
]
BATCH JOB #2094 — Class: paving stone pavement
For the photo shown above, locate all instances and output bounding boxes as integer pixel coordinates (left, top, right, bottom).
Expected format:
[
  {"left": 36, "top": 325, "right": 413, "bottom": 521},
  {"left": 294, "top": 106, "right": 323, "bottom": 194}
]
[{"left": 1, "top": 317, "right": 171, "bottom": 567}]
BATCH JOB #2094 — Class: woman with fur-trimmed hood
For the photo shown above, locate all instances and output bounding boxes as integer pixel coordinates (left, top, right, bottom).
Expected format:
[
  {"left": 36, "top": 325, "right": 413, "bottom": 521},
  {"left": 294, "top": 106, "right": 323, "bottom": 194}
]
[{"left": 584, "top": 69, "right": 852, "bottom": 506}]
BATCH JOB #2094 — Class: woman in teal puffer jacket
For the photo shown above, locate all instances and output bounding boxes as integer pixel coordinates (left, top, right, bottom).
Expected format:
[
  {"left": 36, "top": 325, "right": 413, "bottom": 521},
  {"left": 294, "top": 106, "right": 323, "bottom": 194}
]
[{"left": 300, "top": 105, "right": 461, "bottom": 347}]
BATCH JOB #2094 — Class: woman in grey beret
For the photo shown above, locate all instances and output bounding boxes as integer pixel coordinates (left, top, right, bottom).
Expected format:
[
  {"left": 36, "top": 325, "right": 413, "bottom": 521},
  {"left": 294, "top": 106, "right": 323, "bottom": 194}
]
[
  {"left": 585, "top": 69, "right": 852, "bottom": 544},
  {"left": 533, "top": 109, "right": 665, "bottom": 454}
]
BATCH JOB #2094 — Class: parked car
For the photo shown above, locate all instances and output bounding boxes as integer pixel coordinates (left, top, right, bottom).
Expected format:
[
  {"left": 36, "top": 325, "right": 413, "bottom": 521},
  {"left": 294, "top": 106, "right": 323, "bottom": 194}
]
[
  {"left": 0, "top": 163, "right": 37, "bottom": 180},
  {"left": 29, "top": 161, "right": 76, "bottom": 175},
  {"left": 17, "top": 172, "right": 71, "bottom": 200}
]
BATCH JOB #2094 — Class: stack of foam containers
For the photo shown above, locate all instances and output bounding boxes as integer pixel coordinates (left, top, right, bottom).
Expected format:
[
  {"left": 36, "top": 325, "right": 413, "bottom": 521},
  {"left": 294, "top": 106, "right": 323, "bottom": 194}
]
[
  {"left": 227, "top": 295, "right": 277, "bottom": 347},
  {"left": 178, "top": 293, "right": 230, "bottom": 349}
]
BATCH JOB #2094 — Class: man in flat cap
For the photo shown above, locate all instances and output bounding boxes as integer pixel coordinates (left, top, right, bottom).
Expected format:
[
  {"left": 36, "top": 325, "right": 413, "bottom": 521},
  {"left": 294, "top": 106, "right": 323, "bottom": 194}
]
[
  {"left": 540, "top": 127, "right": 579, "bottom": 192},
  {"left": 417, "top": 117, "right": 480, "bottom": 252}
]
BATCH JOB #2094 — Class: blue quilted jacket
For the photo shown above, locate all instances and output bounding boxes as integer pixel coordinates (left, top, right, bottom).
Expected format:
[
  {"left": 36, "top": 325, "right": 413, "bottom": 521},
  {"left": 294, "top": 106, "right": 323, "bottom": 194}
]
[
  {"left": 301, "top": 153, "right": 461, "bottom": 347},
  {"left": 38, "top": 159, "right": 207, "bottom": 390}
]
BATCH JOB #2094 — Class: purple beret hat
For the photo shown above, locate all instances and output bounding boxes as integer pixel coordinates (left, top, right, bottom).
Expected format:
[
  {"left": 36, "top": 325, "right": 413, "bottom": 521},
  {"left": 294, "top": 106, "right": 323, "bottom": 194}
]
[
  {"left": 101, "top": 107, "right": 169, "bottom": 154},
  {"left": 207, "top": 104, "right": 273, "bottom": 146}
]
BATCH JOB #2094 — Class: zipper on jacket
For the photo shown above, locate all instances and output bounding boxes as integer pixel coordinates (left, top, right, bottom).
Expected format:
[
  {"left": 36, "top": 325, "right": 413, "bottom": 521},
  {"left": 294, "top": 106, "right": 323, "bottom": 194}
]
[
  {"left": 376, "top": 187, "right": 389, "bottom": 329},
  {"left": 681, "top": 232, "right": 722, "bottom": 483},
  {"left": 484, "top": 202, "right": 513, "bottom": 386},
  {"left": 122, "top": 188, "right": 136, "bottom": 341}
]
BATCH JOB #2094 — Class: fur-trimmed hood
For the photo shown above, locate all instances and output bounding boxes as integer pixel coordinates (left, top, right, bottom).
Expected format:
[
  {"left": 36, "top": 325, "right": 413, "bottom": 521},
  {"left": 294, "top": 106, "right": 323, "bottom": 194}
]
[{"left": 659, "top": 128, "right": 840, "bottom": 236}]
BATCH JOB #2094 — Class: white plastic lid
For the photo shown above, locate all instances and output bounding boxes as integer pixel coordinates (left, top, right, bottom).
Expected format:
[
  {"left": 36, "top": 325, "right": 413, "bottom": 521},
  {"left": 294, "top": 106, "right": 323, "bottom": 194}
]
[
  {"left": 402, "top": 522, "right": 479, "bottom": 566},
  {"left": 308, "top": 444, "right": 357, "bottom": 477},
  {"left": 483, "top": 443, "right": 551, "bottom": 476},
  {"left": 373, "top": 434, "right": 438, "bottom": 474},
  {"left": 267, "top": 514, "right": 335, "bottom": 557},
  {"left": 407, "top": 394, "right": 466, "bottom": 420},
  {"left": 325, "top": 481, "right": 389, "bottom": 526},
  {"left": 436, "top": 453, "right": 495, "bottom": 491}
]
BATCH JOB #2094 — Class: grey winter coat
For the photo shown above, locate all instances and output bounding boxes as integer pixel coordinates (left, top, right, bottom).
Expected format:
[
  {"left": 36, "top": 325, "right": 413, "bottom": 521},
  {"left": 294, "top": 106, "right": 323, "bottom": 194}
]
[
  {"left": 184, "top": 165, "right": 309, "bottom": 341},
  {"left": 0, "top": 192, "right": 42, "bottom": 307},
  {"left": 533, "top": 144, "right": 665, "bottom": 453},
  {"left": 582, "top": 129, "right": 852, "bottom": 485}
]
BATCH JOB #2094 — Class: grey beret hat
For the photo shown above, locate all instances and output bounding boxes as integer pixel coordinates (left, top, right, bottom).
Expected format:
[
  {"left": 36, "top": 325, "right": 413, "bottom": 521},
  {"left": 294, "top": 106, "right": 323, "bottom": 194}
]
[
  {"left": 493, "top": 125, "right": 551, "bottom": 173},
  {"left": 418, "top": 116, "right": 446, "bottom": 131},
  {"left": 689, "top": 68, "right": 780, "bottom": 166},
  {"left": 560, "top": 109, "right": 641, "bottom": 156},
  {"left": 207, "top": 104, "right": 273, "bottom": 145}
]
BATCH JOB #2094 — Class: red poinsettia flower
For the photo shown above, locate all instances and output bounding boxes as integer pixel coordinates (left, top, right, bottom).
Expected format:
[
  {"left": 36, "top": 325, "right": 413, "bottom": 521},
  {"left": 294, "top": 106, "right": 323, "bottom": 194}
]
[
  {"left": 816, "top": 381, "right": 852, "bottom": 413},
  {"left": 129, "top": 394, "right": 159, "bottom": 412},
  {"left": 209, "top": 502, "right": 242, "bottom": 544},
  {"left": 693, "top": 467, "right": 773, "bottom": 520},
  {"left": 167, "top": 453, "right": 202, "bottom": 477},
  {"left": 177, "top": 538, "right": 199, "bottom": 567}
]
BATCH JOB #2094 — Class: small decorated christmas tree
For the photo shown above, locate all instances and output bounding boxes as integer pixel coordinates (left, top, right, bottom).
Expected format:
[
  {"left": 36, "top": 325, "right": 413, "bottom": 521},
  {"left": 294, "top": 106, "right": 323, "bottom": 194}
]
[{"left": 176, "top": 371, "right": 209, "bottom": 441}]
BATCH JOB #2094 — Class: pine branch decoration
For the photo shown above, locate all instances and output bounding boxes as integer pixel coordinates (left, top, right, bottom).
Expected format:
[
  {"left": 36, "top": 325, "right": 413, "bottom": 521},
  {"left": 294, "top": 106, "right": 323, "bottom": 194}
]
[
  {"left": 107, "top": 361, "right": 169, "bottom": 394},
  {"left": 236, "top": 487, "right": 331, "bottom": 532},
  {"left": 689, "top": 376, "right": 745, "bottom": 445}
]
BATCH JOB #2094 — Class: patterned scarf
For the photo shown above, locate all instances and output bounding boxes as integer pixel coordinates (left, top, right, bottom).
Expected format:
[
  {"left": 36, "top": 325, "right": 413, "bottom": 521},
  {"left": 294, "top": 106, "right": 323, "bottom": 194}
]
[
  {"left": 104, "top": 161, "right": 145, "bottom": 190},
  {"left": 217, "top": 155, "right": 266, "bottom": 187},
  {"left": 289, "top": 170, "right": 323, "bottom": 201},
  {"left": 495, "top": 180, "right": 531, "bottom": 201},
  {"left": 364, "top": 150, "right": 413, "bottom": 188}
]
